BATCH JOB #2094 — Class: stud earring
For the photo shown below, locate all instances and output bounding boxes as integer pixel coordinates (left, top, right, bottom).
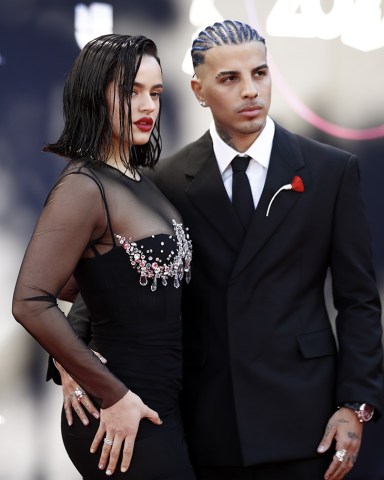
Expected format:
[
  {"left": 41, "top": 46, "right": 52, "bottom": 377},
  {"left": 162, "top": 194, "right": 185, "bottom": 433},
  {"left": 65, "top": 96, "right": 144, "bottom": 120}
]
[{"left": 199, "top": 99, "right": 207, "bottom": 107}]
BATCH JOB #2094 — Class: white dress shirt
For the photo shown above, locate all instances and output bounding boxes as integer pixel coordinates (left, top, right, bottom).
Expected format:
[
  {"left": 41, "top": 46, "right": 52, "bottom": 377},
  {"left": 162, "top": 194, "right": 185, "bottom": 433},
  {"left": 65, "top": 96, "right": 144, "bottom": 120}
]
[{"left": 210, "top": 116, "right": 275, "bottom": 208}]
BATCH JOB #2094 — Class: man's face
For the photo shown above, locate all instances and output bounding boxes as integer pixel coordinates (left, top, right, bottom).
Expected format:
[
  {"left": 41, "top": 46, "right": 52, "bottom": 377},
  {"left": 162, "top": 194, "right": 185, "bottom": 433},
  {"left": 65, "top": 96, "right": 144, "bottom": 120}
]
[{"left": 192, "top": 41, "right": 271, "bottom": 151}]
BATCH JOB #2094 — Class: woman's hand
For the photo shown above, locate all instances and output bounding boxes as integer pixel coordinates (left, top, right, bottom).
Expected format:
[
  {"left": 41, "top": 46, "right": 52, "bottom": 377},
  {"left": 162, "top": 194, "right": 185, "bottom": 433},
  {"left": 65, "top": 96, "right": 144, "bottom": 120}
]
[
  {"left": 91, "top": 390, "right": 162, "bottom": 476},
  {"left": 55, "top": 355, "right": 104, "bottom": 425}
]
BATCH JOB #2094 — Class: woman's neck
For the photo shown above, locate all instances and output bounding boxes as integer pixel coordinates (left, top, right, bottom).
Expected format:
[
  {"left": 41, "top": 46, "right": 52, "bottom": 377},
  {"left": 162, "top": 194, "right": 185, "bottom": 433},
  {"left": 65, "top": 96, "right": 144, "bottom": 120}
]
[{"left": 107, "top": 156, "right": 139, "bottom": 180}]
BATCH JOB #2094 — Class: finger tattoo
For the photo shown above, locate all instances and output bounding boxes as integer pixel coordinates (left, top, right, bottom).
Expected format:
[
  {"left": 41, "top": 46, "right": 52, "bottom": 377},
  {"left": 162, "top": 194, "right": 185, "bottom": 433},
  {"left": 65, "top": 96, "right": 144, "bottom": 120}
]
[{"left": 337, "top": 417, "right": 349, "bottom": 424}]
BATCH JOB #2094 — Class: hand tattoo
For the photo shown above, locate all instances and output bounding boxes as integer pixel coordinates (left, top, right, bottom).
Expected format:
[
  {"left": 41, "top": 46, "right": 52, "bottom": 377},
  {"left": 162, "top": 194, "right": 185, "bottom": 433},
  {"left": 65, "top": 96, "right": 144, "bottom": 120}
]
[{"left": 348, "top": 431, "right": 359, "bottom": 440}]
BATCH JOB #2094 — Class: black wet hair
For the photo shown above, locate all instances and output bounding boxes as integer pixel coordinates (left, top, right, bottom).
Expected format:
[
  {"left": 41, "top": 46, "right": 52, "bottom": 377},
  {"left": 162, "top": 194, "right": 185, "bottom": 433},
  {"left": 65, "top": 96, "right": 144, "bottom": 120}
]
[{"left": 44, "top": 34, "right": 162, "bottom": 172}]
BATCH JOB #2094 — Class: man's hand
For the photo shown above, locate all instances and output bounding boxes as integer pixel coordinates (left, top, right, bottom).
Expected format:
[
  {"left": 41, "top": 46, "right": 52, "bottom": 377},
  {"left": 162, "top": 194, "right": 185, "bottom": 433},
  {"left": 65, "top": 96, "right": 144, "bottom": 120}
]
[
  {"left": 317, "top": 407, "right": 363, "bottom": 480},
  {"left": 90, "top": 390, "right": 162, "bottom": 476},
  {"left": 54, "top": 350, "right": 106, "bottom": 425}
]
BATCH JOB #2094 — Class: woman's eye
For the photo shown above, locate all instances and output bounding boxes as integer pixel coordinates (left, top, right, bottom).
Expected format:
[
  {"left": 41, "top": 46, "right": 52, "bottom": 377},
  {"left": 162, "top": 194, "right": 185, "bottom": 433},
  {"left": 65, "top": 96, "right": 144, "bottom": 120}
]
[{"left": 152, "top": 90, "right": 164, "bottom": 99}]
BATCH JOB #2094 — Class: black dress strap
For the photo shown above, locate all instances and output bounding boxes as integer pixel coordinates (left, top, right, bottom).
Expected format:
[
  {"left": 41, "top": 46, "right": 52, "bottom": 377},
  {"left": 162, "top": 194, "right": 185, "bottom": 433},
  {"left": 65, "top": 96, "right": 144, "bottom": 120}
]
[{"left": 83, "top": 167, "right": 117, "bottom": 247}]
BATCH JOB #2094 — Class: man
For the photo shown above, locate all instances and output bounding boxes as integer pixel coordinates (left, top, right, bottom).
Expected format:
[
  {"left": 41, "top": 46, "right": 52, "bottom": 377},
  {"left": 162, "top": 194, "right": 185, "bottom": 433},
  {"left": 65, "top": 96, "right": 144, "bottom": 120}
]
[{"left": 52, "top": 20, "right": 383, "bottom": 480}]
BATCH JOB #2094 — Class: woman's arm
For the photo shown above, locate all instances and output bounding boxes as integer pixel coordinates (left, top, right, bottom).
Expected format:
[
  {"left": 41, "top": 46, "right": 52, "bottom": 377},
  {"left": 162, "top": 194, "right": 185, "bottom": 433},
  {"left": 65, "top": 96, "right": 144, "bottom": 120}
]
[
  {"left": 13, "top": 171, "right": 162, "bottom": 475},
  {"left": 12, "top": 171, "right": 126, "bottom": 404}
]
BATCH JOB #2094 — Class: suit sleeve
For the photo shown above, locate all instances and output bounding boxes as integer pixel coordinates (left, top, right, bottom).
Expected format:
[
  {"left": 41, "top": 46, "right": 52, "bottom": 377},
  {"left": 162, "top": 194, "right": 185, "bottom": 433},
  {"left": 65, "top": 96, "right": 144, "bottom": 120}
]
[{"left": 331, "top": 156, "right": 383, "bottom": 415}]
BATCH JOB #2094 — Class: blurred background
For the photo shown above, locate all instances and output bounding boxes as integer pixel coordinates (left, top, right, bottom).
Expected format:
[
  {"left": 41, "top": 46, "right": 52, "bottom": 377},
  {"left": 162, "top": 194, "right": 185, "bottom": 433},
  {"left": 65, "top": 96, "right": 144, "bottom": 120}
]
[{"left": 1, "top": 0, "right": 383, "bottom": 478}]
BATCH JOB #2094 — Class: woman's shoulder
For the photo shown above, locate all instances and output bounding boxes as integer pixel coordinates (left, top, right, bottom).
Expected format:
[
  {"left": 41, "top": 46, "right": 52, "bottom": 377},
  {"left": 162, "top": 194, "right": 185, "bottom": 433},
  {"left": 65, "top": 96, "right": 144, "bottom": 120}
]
[
  {"left": 59, "top": 159, "right": 108, "bottom": 185},
  {"left": 62, "top": 158, "right": 97, "bottom": 174},
  {"left": 46, "top": 159, "right": 107, "bottom": 205}
]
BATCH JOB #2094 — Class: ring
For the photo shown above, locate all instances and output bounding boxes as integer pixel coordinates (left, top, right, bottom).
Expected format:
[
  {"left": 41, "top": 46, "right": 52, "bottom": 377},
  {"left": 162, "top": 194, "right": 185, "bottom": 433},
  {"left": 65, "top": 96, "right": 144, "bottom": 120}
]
[
  {"left": 336, "top": 449, "right": 347, "bottom": 462},
  {"left": 103, "top": 438, "right": 114, "bottom": 446},
  {"left": 74, "top": 386, "right": 86, "bottom": 400}
]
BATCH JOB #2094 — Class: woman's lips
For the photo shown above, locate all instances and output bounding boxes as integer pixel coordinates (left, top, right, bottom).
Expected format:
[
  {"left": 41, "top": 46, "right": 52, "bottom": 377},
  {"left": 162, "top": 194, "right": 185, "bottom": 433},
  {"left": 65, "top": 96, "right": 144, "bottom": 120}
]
[{"left": 134, "top": 117, "right": 153, "bottom": 131}]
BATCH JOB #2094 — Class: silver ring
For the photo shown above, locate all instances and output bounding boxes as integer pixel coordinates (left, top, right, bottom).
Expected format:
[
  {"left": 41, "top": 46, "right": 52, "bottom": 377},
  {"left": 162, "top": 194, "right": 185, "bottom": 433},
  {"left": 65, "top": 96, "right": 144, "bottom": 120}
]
[
  {"left": 74, "top": 386, "right": 86, "bottom": 400},
  {"left": 103, "top": 438, "right": 114, "bottom": 446},
  {"left": 336, "top": 449, "right": 347, "bottom": 462}
]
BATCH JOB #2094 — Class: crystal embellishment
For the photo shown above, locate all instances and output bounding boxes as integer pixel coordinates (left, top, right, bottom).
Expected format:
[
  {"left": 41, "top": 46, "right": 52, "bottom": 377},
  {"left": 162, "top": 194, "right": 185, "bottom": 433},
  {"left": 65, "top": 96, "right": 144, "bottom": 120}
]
[{"left": 115, "top": 220, "right": 192, "bottom": 292}]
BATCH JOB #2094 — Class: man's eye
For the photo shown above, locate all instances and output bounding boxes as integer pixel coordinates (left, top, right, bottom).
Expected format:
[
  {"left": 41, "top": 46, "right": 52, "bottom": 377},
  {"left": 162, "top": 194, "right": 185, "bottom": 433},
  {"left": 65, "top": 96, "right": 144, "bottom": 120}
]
[{"left": 223, "top": 76, "right": 236, "bottom": 83}]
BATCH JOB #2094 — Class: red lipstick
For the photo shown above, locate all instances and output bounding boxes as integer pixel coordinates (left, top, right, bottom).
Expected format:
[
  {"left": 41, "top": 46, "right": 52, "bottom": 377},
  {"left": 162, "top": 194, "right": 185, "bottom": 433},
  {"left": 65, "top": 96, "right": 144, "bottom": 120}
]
[{"left": 134, "top": 117, "right": 154, "bottom": 132}]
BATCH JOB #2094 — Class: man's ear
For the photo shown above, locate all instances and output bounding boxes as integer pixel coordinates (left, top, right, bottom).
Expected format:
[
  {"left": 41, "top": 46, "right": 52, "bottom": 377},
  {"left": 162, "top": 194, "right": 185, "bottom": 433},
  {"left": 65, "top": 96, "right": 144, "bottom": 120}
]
[{"left": 191, "top": 76, "right": 204, "bottom": 104}]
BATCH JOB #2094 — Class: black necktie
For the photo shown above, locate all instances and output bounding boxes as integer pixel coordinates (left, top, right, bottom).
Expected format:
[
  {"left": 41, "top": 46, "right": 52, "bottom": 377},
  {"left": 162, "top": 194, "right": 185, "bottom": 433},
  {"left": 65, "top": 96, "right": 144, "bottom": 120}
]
[{"left": 231, "top": 155, "right": 254, "bottom": 230}]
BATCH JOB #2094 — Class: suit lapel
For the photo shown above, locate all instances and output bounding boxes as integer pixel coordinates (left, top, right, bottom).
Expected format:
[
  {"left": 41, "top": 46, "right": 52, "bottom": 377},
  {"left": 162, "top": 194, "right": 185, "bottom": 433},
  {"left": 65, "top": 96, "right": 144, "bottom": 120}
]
[
  {"left": 232, "top": 125, "right": 308, "bottom": 278},
  {"left": 184, "top": 132, "right": 245, "bottom": 251}
]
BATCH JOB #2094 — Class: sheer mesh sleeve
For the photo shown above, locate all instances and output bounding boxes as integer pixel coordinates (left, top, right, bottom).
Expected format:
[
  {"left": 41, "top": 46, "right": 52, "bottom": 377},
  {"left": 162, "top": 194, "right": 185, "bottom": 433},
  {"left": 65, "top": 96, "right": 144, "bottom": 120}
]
[
  {"left": 46, "top": 293, "right": 92, "bottom": 385},
  {"left": 12, "top": 169, "right": 128, "bottom": 408}
]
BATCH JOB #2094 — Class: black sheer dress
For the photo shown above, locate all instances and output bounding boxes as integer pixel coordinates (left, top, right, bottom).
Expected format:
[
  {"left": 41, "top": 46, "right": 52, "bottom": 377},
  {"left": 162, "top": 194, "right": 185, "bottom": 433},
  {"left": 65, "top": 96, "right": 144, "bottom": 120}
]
[{"left": 13, "top": 160, "right": 195, "bottom": 479}]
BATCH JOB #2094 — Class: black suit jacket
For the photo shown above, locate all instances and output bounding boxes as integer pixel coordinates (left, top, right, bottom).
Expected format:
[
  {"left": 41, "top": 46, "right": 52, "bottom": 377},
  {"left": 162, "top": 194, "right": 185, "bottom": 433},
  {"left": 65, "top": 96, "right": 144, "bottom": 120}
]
[{"left": 152, "top": 123, "right": 383, "bottom": 466}]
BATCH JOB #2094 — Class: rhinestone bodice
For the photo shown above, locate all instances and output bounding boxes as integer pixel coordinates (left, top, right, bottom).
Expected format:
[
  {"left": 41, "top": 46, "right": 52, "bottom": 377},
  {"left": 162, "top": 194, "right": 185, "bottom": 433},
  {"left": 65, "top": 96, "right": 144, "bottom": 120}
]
[{"left": 115, "top": 220, "right": 192, "bottom": 292}]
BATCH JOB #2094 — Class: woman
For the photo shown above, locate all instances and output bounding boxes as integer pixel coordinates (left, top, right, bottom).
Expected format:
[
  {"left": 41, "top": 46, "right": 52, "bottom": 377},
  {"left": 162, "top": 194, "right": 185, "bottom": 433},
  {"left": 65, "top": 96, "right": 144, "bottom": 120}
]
[{"left": 12, "top": 34, "right": 195, "bottom": 479}]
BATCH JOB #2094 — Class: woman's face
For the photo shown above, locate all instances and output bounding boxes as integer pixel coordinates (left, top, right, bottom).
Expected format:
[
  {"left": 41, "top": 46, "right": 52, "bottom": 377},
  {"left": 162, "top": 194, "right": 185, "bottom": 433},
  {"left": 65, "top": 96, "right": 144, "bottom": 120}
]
[{"left": 105, "top": 54, "right": 163, "bottom": 147}]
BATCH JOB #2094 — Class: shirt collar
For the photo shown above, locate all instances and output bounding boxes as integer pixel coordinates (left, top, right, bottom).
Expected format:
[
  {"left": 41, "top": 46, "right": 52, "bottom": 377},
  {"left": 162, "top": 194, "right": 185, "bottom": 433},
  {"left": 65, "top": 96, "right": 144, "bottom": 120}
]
[{"left": 210, "top": 116, "right": 275, "bottom": 175}]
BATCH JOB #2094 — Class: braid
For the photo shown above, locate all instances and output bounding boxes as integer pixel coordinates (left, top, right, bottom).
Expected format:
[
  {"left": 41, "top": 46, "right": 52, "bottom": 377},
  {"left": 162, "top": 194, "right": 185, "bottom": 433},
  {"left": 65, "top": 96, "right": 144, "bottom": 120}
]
[{"left": 191, "top": 20, "right": 265, "bottom": 67}]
